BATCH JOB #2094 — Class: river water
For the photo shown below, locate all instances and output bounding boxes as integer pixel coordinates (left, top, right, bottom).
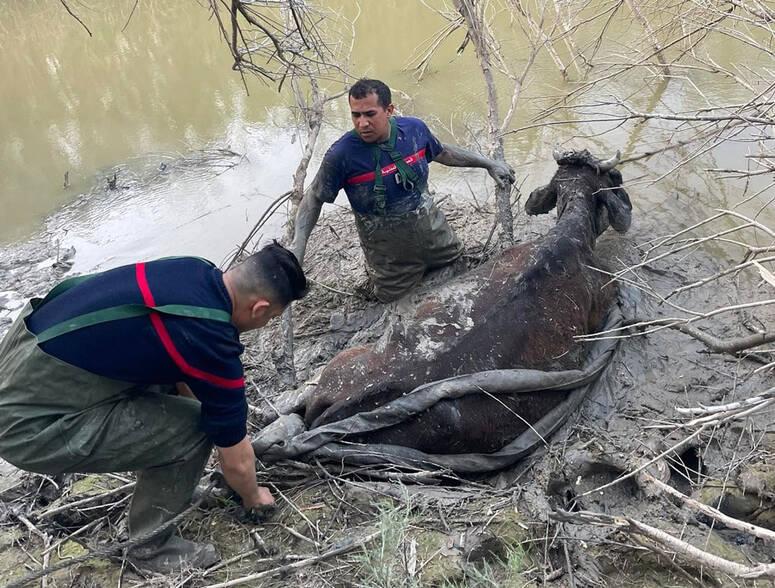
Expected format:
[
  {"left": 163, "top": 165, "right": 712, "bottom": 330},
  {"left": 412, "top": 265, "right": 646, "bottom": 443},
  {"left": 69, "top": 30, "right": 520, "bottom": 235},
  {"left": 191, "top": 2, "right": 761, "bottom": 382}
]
[{"left": 0, "top": 0, "right": 772, "bottom": 288}]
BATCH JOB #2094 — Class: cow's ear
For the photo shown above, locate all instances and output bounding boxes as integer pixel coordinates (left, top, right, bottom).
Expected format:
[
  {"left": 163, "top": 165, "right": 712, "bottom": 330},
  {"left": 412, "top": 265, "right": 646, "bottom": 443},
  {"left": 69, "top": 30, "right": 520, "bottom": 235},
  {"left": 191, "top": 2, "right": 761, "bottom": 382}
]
[
  {"left": 599, "top": 187, "right": 632, "bottom": 232},
  {"left": 526, "top": 184, "right": 557, "bottom": 215}
]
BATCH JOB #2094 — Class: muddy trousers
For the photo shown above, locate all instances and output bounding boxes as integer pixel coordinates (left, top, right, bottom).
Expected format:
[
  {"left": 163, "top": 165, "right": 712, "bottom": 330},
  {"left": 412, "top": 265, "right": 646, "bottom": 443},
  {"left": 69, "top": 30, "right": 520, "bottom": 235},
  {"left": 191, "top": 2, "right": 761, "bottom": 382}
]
[
  {"left": 355, "top": 198, "right": 463, "bottom": 302},
  {"left": 0, "top": 304, "right": 212, "bottom": 552}
]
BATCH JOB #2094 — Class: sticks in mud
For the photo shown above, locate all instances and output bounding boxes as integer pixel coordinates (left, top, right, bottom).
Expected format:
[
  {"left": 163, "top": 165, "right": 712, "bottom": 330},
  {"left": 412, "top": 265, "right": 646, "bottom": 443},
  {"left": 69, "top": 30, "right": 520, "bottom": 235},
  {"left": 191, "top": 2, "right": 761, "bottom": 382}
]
[
  {"left": 5, "top": 481, "right": 218, "bottom": 588},
  {"left": 576, "top": 208, "right": 775, "bottom": 363},
  {"left": 554, "top": 508, "right": 775, "bottom": 580},
  {"left": 551, "top": 379, "right": 775, "bottom": 585},
  {"left": 37, "top": 481, "right": 136, "bottom": 519},
  {"left": 202, "top": 530, "right": 381, "bottom": 588}
]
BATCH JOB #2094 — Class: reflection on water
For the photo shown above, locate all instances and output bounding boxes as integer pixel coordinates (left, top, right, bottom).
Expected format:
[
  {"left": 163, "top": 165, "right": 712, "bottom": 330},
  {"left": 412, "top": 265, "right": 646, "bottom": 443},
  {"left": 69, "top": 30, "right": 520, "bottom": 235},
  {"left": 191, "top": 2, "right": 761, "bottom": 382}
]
[
  {"left": 0, "top": 0, "right": 280, "bottom": 243},
  {"left": 58, "top": 123, "right": 305, "bottom": 273},
  {"left": 0, "top": 0, "right": 772, "bottom": 266}
]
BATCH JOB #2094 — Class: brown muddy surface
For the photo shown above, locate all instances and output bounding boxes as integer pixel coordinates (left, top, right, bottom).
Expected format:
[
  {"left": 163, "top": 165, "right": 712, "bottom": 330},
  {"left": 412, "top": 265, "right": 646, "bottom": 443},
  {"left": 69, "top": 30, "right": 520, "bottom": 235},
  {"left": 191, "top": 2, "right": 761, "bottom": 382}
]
[
  {"left": 3, "top": 179, "right": 773, "bottom": 587},
  {"left": 244, "top": 192, "right": 775, "bottom": 586}
]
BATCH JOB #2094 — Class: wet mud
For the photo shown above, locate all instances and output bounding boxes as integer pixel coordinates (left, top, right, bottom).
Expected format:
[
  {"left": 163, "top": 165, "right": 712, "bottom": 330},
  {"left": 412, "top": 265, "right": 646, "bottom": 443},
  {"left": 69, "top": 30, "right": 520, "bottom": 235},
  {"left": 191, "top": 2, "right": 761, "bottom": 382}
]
[
  {"left": 244, "top": 193, "right": 775, "bottom": 585},
  {"left": 1, "top": 183, "right": 774, "bottom": 585}
]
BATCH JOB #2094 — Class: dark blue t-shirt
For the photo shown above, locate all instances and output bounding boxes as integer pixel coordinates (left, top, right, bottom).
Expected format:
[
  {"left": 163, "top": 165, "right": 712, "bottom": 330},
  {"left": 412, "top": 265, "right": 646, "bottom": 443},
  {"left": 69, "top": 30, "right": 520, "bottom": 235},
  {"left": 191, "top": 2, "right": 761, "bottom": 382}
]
[
  {"left": 26, "top": 257, "right": 247, "bottom": 448},
  {"left": 316, "top": 116, "right": 445, "bottom": 215}
]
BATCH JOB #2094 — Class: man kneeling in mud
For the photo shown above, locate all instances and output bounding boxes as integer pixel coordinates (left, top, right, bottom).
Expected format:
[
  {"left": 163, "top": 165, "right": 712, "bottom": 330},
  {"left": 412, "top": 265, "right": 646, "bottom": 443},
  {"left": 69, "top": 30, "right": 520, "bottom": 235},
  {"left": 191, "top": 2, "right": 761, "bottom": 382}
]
[
  {"left": 291, "top": 78, "right": 516, "bottom": 302},
  {"left": 0, "top": 243, "right": 306, "bottom": 573}
]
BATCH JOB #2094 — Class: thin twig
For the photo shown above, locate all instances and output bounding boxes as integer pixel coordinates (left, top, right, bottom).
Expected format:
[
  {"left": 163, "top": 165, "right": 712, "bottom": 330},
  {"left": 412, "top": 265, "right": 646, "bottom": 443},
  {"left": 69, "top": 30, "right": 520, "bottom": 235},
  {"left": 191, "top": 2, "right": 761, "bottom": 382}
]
[{"left": 59, "top": 0, "right": 92, "bottom": 36}]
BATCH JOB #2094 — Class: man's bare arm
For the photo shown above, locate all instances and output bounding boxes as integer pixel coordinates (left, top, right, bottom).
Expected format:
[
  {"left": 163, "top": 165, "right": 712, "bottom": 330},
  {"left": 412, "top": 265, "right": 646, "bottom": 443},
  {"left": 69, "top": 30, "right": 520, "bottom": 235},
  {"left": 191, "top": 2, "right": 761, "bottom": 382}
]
[
  {"left": 177, "top": 388, "right": 271, "bottom": 507},
  {"left": 290, "top": 172, "right": 325, "bottom": 266},
  {"left": 434, "top": 144, "right": 516, "bottom": 189},
  {"left": 217, "top": 435, "right": 274, "bottom": 508}
]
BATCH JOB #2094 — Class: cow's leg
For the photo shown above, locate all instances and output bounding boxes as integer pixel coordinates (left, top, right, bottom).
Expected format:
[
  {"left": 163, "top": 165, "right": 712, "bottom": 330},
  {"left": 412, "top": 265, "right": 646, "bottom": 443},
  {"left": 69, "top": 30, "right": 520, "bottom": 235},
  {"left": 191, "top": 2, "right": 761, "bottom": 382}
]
[
  {"left": 353, "top": 390, "right": 570, "bottom": 454},
  {"left": 310, "top": 380, "right": 412, "bottom": 429}
]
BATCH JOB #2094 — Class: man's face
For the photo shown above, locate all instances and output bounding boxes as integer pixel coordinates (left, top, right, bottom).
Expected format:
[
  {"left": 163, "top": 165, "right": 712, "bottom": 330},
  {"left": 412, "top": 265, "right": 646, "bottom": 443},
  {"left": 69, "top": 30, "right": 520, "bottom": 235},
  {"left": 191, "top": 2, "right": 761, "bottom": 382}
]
[{"left": 349, "top": 92, "right": 394, "bottom": 143}]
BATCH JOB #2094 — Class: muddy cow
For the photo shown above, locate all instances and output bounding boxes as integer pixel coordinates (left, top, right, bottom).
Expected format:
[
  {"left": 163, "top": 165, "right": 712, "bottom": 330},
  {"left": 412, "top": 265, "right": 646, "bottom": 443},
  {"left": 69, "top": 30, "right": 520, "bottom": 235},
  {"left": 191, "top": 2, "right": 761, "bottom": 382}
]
[{"left": 303, "top": 149, "right": 632, "bottom": 454}]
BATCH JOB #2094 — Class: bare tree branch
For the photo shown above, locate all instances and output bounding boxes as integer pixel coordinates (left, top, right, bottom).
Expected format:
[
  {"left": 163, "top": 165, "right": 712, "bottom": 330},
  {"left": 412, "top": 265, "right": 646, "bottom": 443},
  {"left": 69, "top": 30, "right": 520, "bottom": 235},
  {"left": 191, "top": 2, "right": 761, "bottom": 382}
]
[{"left": 59, "top": 0, "right": 92, "bottom": 37}]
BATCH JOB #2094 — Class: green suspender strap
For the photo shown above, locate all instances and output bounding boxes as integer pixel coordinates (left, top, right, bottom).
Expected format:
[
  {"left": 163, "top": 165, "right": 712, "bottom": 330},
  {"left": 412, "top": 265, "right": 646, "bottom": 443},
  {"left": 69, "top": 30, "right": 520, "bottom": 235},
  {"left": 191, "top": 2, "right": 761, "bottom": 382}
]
[
  {"left": 352, "top": 118, "right": 422, "bottom": 215},
  {"left": 35, "top": 303, "right": 232, "bottom": 344},
  {"left": 34, "top": 274, "right": 97, "bottom": 308},
  {"left": 33, "top": 260, "right": 232, "bottom": 344}
]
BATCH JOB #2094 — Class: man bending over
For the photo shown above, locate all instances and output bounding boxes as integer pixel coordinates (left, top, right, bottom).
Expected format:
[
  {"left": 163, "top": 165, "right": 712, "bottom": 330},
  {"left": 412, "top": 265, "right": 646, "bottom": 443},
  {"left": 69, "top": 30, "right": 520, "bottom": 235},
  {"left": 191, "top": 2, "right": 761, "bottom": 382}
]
[{"left": 0, "top": 243, "right": 306, "bottom": 572}]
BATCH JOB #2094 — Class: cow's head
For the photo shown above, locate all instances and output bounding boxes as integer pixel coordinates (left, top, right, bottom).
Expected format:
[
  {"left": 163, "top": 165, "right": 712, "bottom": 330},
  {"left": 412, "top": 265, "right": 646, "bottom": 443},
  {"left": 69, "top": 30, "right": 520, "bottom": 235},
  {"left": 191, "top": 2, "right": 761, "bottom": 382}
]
[{"left": 525, "top": 149, "right": 632, "bottom": 235}]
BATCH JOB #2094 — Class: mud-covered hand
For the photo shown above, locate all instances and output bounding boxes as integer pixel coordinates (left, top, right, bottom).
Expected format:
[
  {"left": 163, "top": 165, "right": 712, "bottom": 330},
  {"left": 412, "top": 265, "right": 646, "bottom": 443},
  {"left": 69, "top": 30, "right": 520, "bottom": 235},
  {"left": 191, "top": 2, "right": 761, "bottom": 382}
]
[
  {"left": 487, "top": 160, "right": 516, "bottom": 189},
  {"left": 236, "top": 503, "right": 277, "bottom": 524},
  {"left": 233, "top": 482, "right": 276, "bottom": 524}
]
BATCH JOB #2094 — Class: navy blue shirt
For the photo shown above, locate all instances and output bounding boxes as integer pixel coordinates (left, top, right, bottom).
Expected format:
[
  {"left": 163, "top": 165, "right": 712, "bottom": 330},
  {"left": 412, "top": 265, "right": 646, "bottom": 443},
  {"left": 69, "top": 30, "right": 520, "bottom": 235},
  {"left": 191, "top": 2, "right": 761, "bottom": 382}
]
[
  {"left": 26, "top": 258, "right": 247, "bottom": 447},
  {"left": 317, "top": 116, "right": 444, "bottom": 215}
]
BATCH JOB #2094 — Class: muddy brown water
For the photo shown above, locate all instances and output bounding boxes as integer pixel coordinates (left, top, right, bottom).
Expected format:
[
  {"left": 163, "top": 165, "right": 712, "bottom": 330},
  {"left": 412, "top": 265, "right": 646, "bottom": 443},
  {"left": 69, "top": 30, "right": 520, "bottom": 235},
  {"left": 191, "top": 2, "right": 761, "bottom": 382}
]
[
  {"left": 1, "top": 2, "right": 774, "bottom": 585},
  {"left": 1, "top": 1, "right": 772, "bottom": 255}
]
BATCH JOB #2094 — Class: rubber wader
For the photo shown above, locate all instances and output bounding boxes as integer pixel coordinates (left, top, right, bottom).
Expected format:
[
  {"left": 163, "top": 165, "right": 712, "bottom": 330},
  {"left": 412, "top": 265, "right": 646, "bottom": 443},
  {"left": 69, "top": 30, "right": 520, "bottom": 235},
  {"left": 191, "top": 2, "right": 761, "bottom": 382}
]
[
  {"left": 352, "top": 118, "right": 462, "bottom": 302},
  {"left": 0, "top": 272, "right": 229, "bottom": 572},
  {"left": 355, "top": 197, "right": 463, "bottom": 302}
]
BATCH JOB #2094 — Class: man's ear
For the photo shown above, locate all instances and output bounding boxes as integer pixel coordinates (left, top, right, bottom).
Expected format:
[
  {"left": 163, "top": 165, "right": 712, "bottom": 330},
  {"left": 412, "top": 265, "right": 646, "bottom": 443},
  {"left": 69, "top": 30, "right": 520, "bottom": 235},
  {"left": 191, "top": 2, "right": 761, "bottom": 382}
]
[
  {"left": 250, "top": 299, "right": 271, "bottom": 319},
  {"left": 386, "top": 103, "right": 395, "bottom": 115}
]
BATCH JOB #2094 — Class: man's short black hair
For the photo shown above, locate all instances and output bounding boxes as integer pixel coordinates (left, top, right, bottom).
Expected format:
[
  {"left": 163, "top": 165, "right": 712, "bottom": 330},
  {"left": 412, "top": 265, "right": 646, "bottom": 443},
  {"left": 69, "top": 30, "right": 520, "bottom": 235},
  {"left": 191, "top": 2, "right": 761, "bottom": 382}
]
[
  {"left": 233, "top": 242, "right": 307, "bottom": 306},
  {"left": 349, "top": 79, "right": 392, "bottom": 109}
]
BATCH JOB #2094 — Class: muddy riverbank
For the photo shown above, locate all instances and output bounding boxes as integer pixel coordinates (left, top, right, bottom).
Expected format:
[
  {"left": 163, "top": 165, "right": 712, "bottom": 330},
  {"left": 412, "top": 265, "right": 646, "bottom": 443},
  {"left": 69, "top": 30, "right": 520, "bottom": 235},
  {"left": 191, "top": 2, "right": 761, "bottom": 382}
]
[{"left": 2, "top": 173, "right": 774, "bottom": 586}]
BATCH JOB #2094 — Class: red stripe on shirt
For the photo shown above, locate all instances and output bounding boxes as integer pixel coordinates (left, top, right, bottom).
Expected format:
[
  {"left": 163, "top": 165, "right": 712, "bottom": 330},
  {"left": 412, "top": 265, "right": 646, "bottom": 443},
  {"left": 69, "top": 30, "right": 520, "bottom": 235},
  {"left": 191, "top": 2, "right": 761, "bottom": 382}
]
[
  {"left": 346, "top": 148, "right": 427, "bottom": 185},
  {"left": 134, "top": 262, "right": 244, "bottom": 389}
]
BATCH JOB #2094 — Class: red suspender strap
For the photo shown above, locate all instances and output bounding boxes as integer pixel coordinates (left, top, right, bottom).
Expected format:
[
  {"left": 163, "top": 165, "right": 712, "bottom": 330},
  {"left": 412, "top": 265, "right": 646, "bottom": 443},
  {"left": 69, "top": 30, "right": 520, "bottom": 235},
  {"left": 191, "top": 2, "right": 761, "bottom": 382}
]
[
  {"left": 346, "top": 148, "right": 426, "bottom": 186},
  {"left": 135, "top": 262, "right": 244, "bottom": 389}
]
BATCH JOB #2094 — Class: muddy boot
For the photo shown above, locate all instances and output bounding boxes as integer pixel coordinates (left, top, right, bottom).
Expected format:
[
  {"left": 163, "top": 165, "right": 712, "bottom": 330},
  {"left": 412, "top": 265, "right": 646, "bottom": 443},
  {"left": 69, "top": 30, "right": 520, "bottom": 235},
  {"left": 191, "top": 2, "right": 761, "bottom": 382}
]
[
  {"left": 353, "top": 278, "right": 378, "bottom": 301},
  {"left": 127, "top": 429, "right": 213, "bottom": 571},
  {"left": 128, "top": 534, "right": 220, "bottom": 573}
]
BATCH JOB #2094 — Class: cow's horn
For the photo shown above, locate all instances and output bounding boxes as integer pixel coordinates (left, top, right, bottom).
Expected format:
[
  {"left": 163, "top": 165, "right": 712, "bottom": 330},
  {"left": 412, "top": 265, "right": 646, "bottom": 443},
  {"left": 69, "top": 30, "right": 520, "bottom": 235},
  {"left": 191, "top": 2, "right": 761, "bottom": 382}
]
[
  {"left": 597, "top": 150, "right": 621, "bottom": 173},
  {"left": 552, "top": 146, "right": 564, "bottom": 162}
]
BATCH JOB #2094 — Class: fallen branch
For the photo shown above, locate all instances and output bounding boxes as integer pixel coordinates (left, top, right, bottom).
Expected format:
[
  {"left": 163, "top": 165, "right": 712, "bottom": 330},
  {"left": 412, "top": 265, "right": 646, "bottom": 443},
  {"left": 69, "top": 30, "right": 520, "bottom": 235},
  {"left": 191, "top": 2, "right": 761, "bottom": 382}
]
[
  {"left": 552, "top": 509, "right": 775, "bottom": 580},
  {"left": 203, "top": 530, "right": 381, "bottom": 588},
  {"left": 37, "top": 481, "right": 135, "bottom": 519},
  {"left": 670, "top": 388, "right": 775, "bottom": 430},
  {"left": 574, "top": 425, "right": 708, "bottom": 500},
  {"left": 639, "top": 471, "right": 775, "bottom": 544},
  {"left": 633, "top": 317, "right": 774, "bottom": 355}
]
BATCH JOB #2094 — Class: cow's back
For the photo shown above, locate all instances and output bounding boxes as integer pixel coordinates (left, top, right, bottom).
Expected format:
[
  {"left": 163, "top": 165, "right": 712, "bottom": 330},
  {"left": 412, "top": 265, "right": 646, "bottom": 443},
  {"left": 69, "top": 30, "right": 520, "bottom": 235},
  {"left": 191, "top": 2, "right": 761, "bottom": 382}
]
[{"left": 304, "top": 235, "right": 616, "bottom": 452}]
